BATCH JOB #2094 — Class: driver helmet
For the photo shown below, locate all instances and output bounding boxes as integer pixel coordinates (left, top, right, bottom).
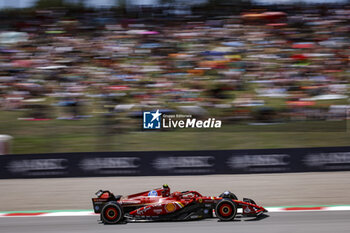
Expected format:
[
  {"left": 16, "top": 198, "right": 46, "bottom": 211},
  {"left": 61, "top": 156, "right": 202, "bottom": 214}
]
[{"left": 162, "top": 184, "right": 170, "bottom": 197}]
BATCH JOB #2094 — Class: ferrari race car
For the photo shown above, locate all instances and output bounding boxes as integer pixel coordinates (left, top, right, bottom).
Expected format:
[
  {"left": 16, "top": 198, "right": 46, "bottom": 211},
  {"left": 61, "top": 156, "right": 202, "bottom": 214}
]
[{"left": 91, "top": 184, "right": 268, "bottom": 224}]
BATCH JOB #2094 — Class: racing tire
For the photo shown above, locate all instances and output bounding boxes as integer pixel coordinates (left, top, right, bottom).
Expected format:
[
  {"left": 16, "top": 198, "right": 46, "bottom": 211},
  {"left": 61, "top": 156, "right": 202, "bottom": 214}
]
[
  {"left": 101, "top": 202, "right": 124, "bottom": 224},
  {"left": 215, "top": 199, "right": 237, "bottom": 221},
  {"left": 219, "top": 191, "right": 238, "bottom": 200}
]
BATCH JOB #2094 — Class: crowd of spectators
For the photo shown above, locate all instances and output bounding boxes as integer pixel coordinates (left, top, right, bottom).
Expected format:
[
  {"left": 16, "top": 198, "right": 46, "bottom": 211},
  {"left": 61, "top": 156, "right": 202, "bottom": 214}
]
[{"left": 0, "top": 5, "right": 349, "bottom": 127}]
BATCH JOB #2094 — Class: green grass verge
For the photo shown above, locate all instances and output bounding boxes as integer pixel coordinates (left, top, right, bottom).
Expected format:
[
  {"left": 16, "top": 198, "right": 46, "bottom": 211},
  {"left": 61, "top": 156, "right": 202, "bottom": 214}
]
[{"left": 0, "top": 110, "right": 349, "bottom": 154}]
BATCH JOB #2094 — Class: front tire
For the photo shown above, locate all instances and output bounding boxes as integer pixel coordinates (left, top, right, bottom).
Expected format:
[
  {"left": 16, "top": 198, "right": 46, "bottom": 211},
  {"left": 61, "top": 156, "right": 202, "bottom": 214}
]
[
  {"left": 215, "top": 199, "right": 237, "bottom": 221},
  {"left": 101, "top": 202, "right": 124, "bottom": 224}
]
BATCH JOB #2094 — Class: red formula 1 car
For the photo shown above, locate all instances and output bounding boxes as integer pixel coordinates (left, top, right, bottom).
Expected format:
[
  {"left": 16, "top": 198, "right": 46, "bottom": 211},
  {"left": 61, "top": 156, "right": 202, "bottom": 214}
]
[{"left": 91, "top": 184, "right": 268, "bottom": 224}]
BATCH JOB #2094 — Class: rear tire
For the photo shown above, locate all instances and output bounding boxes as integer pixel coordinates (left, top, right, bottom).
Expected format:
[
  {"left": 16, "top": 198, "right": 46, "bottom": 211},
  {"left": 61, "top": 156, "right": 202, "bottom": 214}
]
[
  {"left": 101, "top": 202, "right": 124, "bottom": 224},
  {"left": 215, "top": 199, "right": 237, "bottom": 221}
]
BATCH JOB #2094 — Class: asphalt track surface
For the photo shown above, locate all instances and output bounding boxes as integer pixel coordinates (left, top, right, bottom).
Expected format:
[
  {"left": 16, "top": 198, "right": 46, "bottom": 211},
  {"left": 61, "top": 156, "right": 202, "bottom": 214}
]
[
  {"left": 1, "top": 172, "right": 350, "bottom": 211},
  {"left": 1, "top": 211, "right": 350, "bottom": 233}
]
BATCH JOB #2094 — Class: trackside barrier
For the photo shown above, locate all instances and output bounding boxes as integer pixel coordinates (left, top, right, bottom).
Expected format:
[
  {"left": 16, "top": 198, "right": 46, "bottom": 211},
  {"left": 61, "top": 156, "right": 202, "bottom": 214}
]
[{"left": 0, "top": 146, "right": 350, "bottom": 179}]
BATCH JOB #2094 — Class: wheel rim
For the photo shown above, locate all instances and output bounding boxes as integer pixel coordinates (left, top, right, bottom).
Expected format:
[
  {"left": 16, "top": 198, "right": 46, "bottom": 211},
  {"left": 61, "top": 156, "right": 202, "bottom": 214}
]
[
  {"left": 219, "top": 203, "right": 233, "bottom": 217},
  {"left": 105, "top": 207, "right": 118, "bottom": 220}
]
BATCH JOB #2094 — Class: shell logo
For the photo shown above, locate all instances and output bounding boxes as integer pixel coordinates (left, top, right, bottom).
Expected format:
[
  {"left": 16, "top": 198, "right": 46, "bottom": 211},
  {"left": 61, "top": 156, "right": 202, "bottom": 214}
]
[{"left": 165, "top": 203, "right": 176, "bottom": 213}]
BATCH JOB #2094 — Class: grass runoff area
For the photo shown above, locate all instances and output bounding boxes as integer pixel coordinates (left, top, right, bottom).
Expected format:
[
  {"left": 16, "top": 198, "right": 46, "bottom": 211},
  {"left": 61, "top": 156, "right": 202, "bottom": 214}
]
[{"left": 0, "top": 110, "right": 349, "bottom": 154}]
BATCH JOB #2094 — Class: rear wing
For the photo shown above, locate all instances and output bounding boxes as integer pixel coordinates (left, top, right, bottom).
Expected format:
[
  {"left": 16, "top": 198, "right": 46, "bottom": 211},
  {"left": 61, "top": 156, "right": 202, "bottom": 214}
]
[{"left": 92, "top": 190, "right": 121, "bottom": 213}]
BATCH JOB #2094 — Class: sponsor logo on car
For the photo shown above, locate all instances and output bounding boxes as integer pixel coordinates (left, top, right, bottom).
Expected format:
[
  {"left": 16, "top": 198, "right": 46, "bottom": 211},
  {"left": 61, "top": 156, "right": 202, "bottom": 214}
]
[
  {"left": 137, "top": 206, "right": 152, "bottom": 215},
  {"left": 153, "top": 209, "right": 163, "bottom": 214},
  {"left": 165, "top": 203, "right": 176, "bottom": 213},
  {"left": 244, "top": 206, "right": 251, "bottom": 214}
]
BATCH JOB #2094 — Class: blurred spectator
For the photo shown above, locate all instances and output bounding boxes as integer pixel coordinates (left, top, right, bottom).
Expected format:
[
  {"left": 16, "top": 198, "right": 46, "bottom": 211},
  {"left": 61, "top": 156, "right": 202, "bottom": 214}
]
[{"left": 0, "top": 3, "right": 349, "bottom": 128}]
